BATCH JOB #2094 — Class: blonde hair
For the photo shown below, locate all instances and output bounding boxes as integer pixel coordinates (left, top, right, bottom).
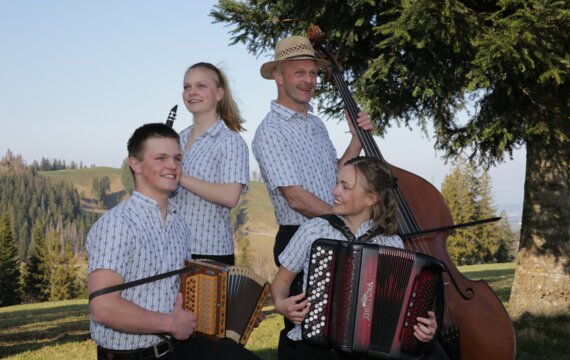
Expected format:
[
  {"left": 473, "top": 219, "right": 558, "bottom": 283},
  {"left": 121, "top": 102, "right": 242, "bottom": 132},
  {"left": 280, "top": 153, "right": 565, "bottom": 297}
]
[
  {"left": 184, "top": 62, "right": 245, "bottom": 132},
  {"left": 345, "top": 157, "right": 399, "bottom": 236}
]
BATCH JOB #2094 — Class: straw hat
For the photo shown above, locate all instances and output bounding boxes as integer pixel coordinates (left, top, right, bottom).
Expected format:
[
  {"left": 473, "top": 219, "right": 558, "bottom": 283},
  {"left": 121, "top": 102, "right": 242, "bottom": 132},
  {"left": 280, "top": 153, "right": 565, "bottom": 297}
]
[{"left": 260, "top": 36, "right": 330, "bottom": 79}]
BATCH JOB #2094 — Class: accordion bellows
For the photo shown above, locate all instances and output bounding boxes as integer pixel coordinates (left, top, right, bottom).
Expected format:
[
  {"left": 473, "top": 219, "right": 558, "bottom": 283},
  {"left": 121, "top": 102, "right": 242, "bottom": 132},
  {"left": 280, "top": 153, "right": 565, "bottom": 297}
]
[
  {"left": 302, "top": 239, "right": 444, "bottom": 358},
  {"left": 180, "top": 259, "right": 270, "bottom": 345}
]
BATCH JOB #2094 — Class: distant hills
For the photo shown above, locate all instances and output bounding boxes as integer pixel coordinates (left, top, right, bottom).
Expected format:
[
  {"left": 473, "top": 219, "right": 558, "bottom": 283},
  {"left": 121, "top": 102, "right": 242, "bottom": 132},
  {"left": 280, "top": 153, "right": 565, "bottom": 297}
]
[{"left": 38, "top": 166, "right": 521, "bottom": 279}]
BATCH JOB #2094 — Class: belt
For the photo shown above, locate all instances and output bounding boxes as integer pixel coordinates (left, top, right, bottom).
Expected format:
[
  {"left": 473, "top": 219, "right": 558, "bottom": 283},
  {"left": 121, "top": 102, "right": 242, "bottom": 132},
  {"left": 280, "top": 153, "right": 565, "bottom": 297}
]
[{"left": 97, "top": 340, "right": 173, "bottom": 360}]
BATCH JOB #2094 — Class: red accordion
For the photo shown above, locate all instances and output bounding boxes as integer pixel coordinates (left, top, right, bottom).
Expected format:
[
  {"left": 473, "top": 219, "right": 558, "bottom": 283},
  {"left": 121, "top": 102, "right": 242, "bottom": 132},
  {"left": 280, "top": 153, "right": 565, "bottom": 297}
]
[{"left": 302, "top": 239, "right": 444, "bottom": 358}]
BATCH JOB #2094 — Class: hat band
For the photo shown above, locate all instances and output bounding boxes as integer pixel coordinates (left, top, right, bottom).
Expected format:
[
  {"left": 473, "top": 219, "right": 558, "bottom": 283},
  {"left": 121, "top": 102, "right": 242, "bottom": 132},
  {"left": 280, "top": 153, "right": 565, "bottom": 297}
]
[{"left": 278, "top": 54, "right": 319, "bottom": 61}]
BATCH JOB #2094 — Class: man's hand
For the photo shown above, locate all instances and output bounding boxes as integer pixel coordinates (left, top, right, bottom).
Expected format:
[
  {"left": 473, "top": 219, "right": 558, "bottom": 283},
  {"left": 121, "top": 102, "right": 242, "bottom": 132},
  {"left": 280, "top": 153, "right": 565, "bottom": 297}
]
[
  {"left": 170, "top": 293, "right": 196, "bottom": 340},
  {"left": 346, "top": 110, "right": 374, "bottom": 135}
]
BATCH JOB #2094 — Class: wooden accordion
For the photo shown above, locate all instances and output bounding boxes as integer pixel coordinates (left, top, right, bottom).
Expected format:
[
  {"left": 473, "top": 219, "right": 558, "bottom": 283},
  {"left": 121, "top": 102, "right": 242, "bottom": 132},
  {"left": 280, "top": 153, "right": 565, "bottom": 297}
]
[
  {"left": 180, "top": 259, "right": 270, "bottom": 345},
  {"left": 302, "top": 239, "right": 444, "bottom": 358}
]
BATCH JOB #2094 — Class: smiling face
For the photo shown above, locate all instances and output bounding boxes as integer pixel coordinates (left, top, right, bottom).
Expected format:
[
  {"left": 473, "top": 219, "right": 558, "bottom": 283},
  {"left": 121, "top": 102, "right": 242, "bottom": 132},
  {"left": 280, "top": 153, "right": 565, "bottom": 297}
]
[
  {"left": 332, "top": 164, "right": 378, "bottom": 223},
  {"left": 129, "top": 137, "right": 182, "bottom": 200},
  {"left": 182, "top": 67, "right": 224, "bottom": 117},
  {"left": 274, "top": 59, "right": 318, "bottom": 113}
]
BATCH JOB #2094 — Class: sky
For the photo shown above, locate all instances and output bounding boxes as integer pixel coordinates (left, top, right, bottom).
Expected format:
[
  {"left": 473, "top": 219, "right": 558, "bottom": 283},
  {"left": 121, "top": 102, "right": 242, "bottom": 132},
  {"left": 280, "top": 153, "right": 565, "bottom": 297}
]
[{"left": 0, "top": 0, "right": 526, "bottom": 214}]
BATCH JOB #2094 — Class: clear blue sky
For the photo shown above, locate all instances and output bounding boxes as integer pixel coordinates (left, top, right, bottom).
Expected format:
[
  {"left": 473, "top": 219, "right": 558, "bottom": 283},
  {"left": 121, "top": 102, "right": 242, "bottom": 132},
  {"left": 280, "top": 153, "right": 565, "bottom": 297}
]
[{"left": 0, "top": 0, "right": 526, "bottom": 212}]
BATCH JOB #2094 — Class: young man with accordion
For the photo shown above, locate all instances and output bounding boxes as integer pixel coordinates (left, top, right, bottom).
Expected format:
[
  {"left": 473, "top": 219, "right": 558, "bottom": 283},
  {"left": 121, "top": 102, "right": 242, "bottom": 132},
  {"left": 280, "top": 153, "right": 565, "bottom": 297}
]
[{"left": 87, "top": 123, "right": 260, "bottom": 360}]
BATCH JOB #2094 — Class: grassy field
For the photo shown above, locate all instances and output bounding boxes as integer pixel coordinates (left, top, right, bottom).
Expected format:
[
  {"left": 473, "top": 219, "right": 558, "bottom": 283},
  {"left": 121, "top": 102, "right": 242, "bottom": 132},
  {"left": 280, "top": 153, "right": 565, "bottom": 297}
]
[
  {"left": 19, "top": 169, "right": 568, "bottom": 359},
  {"left": 2, "top": 263, "right": 569, "bottom": 360}
]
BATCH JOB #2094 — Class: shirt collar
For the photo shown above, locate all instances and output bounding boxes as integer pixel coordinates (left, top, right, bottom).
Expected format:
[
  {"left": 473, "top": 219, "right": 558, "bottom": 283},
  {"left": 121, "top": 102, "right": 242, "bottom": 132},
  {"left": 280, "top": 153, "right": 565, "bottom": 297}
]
[
  {"left": 337, "top": 215, "right": 374, "bottom": 238},
  {"left": 270, "top": 100, "right": 314, "bottom": 121},
  {"left": 204, "top": 119, "right": 225, "bottom": 137},
  {"left": 131, "top": 191, "right": 177, "bottom": 214},
  {"left": 182, "top": 119, "right": 225, "bottom": 142}
]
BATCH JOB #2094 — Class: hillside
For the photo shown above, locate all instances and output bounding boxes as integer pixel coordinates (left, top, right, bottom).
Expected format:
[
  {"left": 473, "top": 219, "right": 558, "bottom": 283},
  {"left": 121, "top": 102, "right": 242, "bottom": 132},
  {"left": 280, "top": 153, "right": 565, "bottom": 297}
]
[
  {"left": 40, "top": 168, "right": 275, "bottom": 230},
  {"left": 40, "top": 167, "right": 126, "bottom": 211},
  {"left": 40, "top": 167, "right": 280, "bottom": 278}
]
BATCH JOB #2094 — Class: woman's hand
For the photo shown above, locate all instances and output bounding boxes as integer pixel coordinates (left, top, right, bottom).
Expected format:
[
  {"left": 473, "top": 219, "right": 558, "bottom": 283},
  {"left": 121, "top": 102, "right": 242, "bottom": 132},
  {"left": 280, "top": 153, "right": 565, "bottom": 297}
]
[
  {"left": 413, "top": 311, "right": 437, "bottom": 342},
  {"left": 276, "top": 292, "right": 310, "bottom": 325}
]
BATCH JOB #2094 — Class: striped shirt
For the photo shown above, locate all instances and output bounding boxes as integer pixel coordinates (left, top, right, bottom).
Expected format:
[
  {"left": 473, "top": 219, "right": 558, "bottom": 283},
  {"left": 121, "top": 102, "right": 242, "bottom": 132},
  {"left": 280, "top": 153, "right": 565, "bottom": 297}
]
[
  {"left": 87, "top": 191, "right": 188, "bottom": 350},
  {"left": 174, "top": 120, "right": 249, "bottom": 256},
  {"left": 252, "top": 101, "right": 337, "bottom": 225},
  {"left": 278, "top": 217, "right": 404, "bottom": 341}
]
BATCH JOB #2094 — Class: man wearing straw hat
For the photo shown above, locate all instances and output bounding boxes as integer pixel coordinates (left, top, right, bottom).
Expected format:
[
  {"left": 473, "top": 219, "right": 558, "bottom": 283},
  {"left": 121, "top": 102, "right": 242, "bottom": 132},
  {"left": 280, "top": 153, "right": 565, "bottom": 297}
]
[{"left": 252, "top": 35, "right": 373, "bottom": 359}]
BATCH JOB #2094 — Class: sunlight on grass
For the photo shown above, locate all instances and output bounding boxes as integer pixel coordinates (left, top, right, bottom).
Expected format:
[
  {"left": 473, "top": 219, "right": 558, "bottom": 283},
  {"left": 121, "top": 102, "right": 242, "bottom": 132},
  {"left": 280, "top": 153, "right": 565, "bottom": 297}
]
[{"left": 2, "top": 263, "right": 569, "bottom": 360}]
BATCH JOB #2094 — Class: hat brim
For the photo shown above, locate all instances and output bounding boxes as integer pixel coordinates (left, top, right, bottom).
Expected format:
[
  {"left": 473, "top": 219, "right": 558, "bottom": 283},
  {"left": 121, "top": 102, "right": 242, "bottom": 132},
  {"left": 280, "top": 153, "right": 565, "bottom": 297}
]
[{"left": 260, "top": 57, "right": 330, "bottom": 80}]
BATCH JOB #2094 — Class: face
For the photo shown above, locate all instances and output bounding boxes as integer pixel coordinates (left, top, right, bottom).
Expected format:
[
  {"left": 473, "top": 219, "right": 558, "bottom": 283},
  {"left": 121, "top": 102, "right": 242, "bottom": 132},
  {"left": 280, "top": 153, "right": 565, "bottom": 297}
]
[
  {"left": 274, "top": 59, "right": 318, "bottom": 112},
  {"left": 129, "top": 137, "right": 182, "bottom": 199},
  {"left": 182, "top": 67, "right": 224, "bottom": 116},
  {"left": 332, "top": 165, "right": 377, "bottom": 219}
]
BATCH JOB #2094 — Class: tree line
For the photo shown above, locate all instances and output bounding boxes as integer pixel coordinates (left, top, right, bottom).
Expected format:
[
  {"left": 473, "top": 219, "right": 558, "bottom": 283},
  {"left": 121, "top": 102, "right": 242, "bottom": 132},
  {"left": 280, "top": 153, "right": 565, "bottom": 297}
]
[
  {"left": 2, "top": 149, "right": 92, "bottom": 173},
  {"left": 0, "top": 150, "right": 518, "bottom": 306},
  {"left": 442, "top": 157, "right": 518, "bottom": 265},
  {"left": 0, "top": 152, "right": 99, "bottom": 306}
]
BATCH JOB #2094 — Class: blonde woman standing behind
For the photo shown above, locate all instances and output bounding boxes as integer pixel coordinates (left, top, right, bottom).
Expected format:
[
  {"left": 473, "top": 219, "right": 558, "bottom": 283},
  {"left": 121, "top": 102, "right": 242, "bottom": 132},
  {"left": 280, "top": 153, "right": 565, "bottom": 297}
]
[{"left": 174, "top": 62, "right": 248, "bottom": 265}]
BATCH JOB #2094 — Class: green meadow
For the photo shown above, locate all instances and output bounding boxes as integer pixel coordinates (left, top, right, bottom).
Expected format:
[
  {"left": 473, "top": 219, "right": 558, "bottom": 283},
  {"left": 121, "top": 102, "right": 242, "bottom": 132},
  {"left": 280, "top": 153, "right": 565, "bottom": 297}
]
[
  {"left": 4, "top": 170, "right": 567, "bottom": 359},
  {"left": 2, "top": 262, "right": 569, "bottom": 359}
]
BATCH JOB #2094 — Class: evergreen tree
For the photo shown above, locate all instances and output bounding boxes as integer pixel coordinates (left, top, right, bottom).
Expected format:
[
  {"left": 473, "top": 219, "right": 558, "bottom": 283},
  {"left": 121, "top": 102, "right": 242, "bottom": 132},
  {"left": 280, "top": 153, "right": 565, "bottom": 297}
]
[
  {"left": 475, "top": 170, "right": 502, "bottom": 262},
  {"left": 22, "top": 222, "right": 49, "bottom": 302},
  {"left": 0, "top": 213, "right": 22, "bottom": 306},
  {"left": 92, "top": 176, "right": 111, "bottom": 208},
  {"left": 92, "top": 177, "right": 100, "bottom": 201},
  {"left": 441, "top": 158, "right": 478, "bottom": 265},
  {"left": 121, "top": 158, "right": 134, "bottom": 195},
  {"left": 497, "top": 210, "right": 518, "bottom": 262},
  {"left": 49, "top": 242, "right": 78, "bottom": 301},
  {"left": 231, "top": 200, "right": 250, "bottom": 268},
  {"left": 40, "top": 230, "right": 59, "bottom": 300},
  {"left": 213, "top": 0, "right": 570, "bottom": 317}
]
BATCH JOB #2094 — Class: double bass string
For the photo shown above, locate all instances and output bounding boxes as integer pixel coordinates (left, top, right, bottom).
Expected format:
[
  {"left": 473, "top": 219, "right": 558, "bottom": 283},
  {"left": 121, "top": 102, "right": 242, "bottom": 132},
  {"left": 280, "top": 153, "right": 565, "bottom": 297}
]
[
  {"left": 311, "top": 28, "right": 516, "bottom": 358},
  {"left": 330, "top": 71, "right": 432, "bottom": 256}
]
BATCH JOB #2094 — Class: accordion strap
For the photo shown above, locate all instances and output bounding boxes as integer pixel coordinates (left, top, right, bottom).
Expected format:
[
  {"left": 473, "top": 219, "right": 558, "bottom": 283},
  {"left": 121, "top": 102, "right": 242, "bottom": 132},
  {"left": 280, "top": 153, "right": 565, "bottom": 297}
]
[
  {"left": 88, "top": 267, "right": 190, "bottom": 302},
  {"left": 318, "top": 214, "right": 379, "bottom": 243}
]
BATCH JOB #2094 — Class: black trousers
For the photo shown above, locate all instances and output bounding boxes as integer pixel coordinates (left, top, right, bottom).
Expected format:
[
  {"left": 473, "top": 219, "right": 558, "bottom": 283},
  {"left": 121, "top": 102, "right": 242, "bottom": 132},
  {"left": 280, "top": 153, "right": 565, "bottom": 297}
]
[
  {"left": 274, "top": 225, "right": 307, "bottom": 360},
  {"left": 98, "top": 336, "right": 260, "bottom": 360},
  {"left": 170, "top": 336, "right": 260, "bottom": 360}
]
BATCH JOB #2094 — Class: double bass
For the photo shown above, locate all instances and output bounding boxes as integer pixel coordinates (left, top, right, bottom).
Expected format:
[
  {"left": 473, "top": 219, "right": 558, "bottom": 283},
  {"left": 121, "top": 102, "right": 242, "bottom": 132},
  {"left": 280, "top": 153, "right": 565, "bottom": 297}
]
[{"left": 308, "top": 26, "right": 516, "bottom": 360}]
